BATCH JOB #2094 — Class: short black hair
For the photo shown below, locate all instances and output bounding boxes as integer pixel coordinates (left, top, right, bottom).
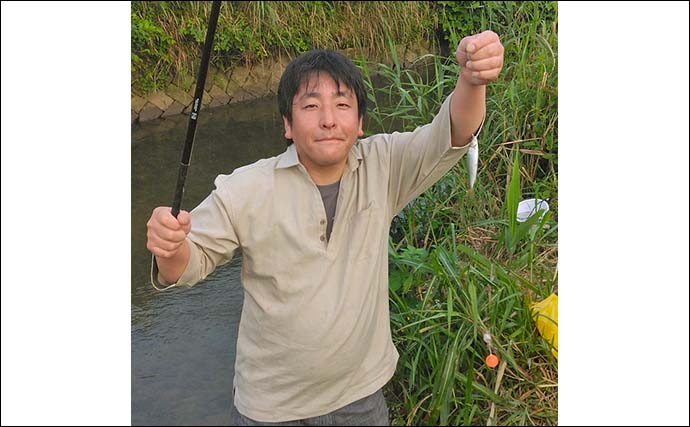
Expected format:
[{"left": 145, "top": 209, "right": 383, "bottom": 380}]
[{"left": 277, "top": 49, "right": 367, "bottom": 146}]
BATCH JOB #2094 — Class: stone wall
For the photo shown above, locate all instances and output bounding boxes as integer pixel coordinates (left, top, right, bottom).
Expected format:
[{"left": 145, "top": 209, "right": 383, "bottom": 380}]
[
  {"left": 131, "top": 57, "right": 290, "bottom": 124},
  {"left": 131, "top": 43, "right": 435, "bottom": 124}
]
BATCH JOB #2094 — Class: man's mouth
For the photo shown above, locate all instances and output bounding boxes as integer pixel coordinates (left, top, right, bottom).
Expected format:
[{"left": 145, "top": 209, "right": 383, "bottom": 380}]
[{"left": 315, "top": 137, "right": 344, "bottom": 144}]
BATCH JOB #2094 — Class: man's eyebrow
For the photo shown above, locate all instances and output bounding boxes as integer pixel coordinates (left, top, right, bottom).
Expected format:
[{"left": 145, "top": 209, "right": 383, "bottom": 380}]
[{"left": 298, "top": 89, "right": 352, "bottom": 100}]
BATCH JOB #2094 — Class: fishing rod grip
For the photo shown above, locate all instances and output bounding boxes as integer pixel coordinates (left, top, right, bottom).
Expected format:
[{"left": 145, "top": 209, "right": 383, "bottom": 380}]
[
  {"left": 171, "top": 163, "right": 189, "bottom": 218},
  {"left": 171, "top": 99, "right": 200, "bottom": 218}
]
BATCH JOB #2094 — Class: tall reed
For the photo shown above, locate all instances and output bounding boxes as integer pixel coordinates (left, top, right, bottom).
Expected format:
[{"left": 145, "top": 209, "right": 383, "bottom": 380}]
[{"left": 358, "top": 2, "right": 558, "bottom": 424}]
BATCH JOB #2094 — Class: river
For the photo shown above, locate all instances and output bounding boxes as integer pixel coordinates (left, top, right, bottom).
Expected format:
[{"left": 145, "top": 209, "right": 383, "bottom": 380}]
[{"left": 131, "top": 96, "right": 285, "bottom": 425}]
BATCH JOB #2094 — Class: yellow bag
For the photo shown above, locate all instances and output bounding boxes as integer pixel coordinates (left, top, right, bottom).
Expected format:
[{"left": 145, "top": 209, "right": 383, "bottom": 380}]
[{"left": 530, "top": 293, "right": 558, "bottom": 359}]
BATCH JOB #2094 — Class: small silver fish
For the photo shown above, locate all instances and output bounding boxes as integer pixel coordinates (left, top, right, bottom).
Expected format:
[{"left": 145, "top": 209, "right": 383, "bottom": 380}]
[{"left": 466, "top": 134, "right": 478, "bottom": 189}]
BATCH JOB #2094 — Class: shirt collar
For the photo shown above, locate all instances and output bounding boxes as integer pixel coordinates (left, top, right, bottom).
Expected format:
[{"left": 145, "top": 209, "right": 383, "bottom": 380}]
[
  {"left": 275, "top": 141, "right": 363, "bottom": 172},
  {"left": 347, "top": 142, "right": 363, "bottom": 172},
  {"left": 275, "top": 143, "right": 300, "bottom": 169}
]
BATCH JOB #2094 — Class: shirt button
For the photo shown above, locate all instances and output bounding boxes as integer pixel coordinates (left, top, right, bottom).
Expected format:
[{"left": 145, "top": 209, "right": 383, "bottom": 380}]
[
  {"left": 320, "top": 235, "right": 326, "bottom": 242},
  {"left": 320, "top": 219, "right": 326, "bottom": 225}
]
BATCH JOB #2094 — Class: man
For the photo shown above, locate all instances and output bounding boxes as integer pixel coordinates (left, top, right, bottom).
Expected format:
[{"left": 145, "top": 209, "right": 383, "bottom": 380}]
[{"left": 146, "top": 31, "right": 504, "bottom": 426}]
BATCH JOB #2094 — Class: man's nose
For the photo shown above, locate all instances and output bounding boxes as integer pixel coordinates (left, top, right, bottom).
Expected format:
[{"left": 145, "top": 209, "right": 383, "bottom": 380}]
[{"left": 320, "top": 106, "right": 336, "bottom": 129}]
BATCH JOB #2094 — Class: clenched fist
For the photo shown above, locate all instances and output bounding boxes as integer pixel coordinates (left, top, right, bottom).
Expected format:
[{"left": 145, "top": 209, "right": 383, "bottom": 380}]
[
  {"left": 456, "top": 30, "right": 504, "bottom": 86},
  {"left": 146, "top": 207, "right": 192, "bottom": 259}
]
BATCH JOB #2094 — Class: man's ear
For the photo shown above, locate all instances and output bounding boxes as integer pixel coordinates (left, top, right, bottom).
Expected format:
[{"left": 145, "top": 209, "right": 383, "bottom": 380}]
[
  {"left": 282, "top": 116, "right": 292, "bottom": 140},
  {"left": 357, "top": 116, "right": 364, "bottom": 137}
]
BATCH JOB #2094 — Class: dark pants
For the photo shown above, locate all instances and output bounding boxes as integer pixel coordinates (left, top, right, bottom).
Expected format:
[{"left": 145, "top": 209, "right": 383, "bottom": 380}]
[{"left": 229, "top": 389, "right": 389, "bottom": 426}]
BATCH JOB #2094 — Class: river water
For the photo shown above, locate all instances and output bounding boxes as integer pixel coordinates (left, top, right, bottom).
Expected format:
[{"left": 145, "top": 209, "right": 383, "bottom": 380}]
[{"left": 131, "top": 97, "right": 285, "bottom": 425}]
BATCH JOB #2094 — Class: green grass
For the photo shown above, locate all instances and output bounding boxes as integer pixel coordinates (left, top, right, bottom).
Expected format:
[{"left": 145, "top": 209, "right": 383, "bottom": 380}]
[
  {"left": 356, "top": 2, "right": 558, "bottom": 425},
  {"left": 131, "top": 1, "right": 435, "bottom": 94}
]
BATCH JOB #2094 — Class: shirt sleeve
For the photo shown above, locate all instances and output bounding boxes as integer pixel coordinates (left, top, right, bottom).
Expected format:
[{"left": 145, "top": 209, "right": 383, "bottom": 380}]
[
  {"left": 386, "top": 91, "right": 483, "bottom": 215},
  {"left": 150, "top": 175, "right": 240, "bottom": 291}
]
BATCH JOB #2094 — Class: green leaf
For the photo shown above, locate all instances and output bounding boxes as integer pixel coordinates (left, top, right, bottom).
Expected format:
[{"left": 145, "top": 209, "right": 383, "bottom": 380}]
[
  {"left": 388, "top": 270, "right": 405, "bottom": 293},
  {"left": 506, "top": 149, "right": 522, "bottom": 253}
]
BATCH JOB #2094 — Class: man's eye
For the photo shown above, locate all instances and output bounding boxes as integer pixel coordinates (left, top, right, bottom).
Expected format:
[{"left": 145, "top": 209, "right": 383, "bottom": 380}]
[
  {"left": 304, "top": 104, "right": 317, "bottom": 109},
  {"left": 338, "top": 103, "right": 350, "bottom": 108}
]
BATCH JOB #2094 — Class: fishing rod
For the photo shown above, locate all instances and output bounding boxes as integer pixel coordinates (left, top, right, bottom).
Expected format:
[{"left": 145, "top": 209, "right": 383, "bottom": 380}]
[{"left": 171, "top": 0, "right": 222, "bottom": 218}]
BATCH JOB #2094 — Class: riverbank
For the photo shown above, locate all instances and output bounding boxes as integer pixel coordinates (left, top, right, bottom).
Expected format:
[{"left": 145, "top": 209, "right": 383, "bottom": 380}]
[{"left": 131, "top": 42, "right": 433, "bottom": 124}]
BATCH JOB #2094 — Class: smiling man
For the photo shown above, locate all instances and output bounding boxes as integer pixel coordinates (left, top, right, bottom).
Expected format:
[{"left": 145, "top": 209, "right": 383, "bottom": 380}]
[
  {"left": 146, "top": 31, "right": 504, "bottom": 426},
  {"left": 283, "top": 75, "right": 364, "bottom": 184}
]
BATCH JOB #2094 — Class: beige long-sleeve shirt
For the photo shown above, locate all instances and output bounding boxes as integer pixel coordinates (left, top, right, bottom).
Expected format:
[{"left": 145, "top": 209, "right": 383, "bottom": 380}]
[{"left": 151, "top": 93, "right": 473, "bottom": 422}]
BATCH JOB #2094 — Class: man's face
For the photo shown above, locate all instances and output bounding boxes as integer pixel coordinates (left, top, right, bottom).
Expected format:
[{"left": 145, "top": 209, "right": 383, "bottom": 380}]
[{"left": 283, "top": 73, "right": 363, "bottom": 175}]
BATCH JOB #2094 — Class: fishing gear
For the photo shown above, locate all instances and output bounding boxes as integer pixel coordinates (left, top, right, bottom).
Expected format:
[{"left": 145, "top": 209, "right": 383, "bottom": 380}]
[
  {"left": 483, "top": 331, "right": 499, "bottom": 368},
  {"left": 171, "top": 1, "right": 222, "bottom": 217}
]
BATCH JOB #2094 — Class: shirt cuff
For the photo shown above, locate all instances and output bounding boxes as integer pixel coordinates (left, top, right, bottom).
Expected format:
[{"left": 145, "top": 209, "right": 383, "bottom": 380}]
[{"left": 149, "top": 239, "right": 200, "bottom": 291}]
